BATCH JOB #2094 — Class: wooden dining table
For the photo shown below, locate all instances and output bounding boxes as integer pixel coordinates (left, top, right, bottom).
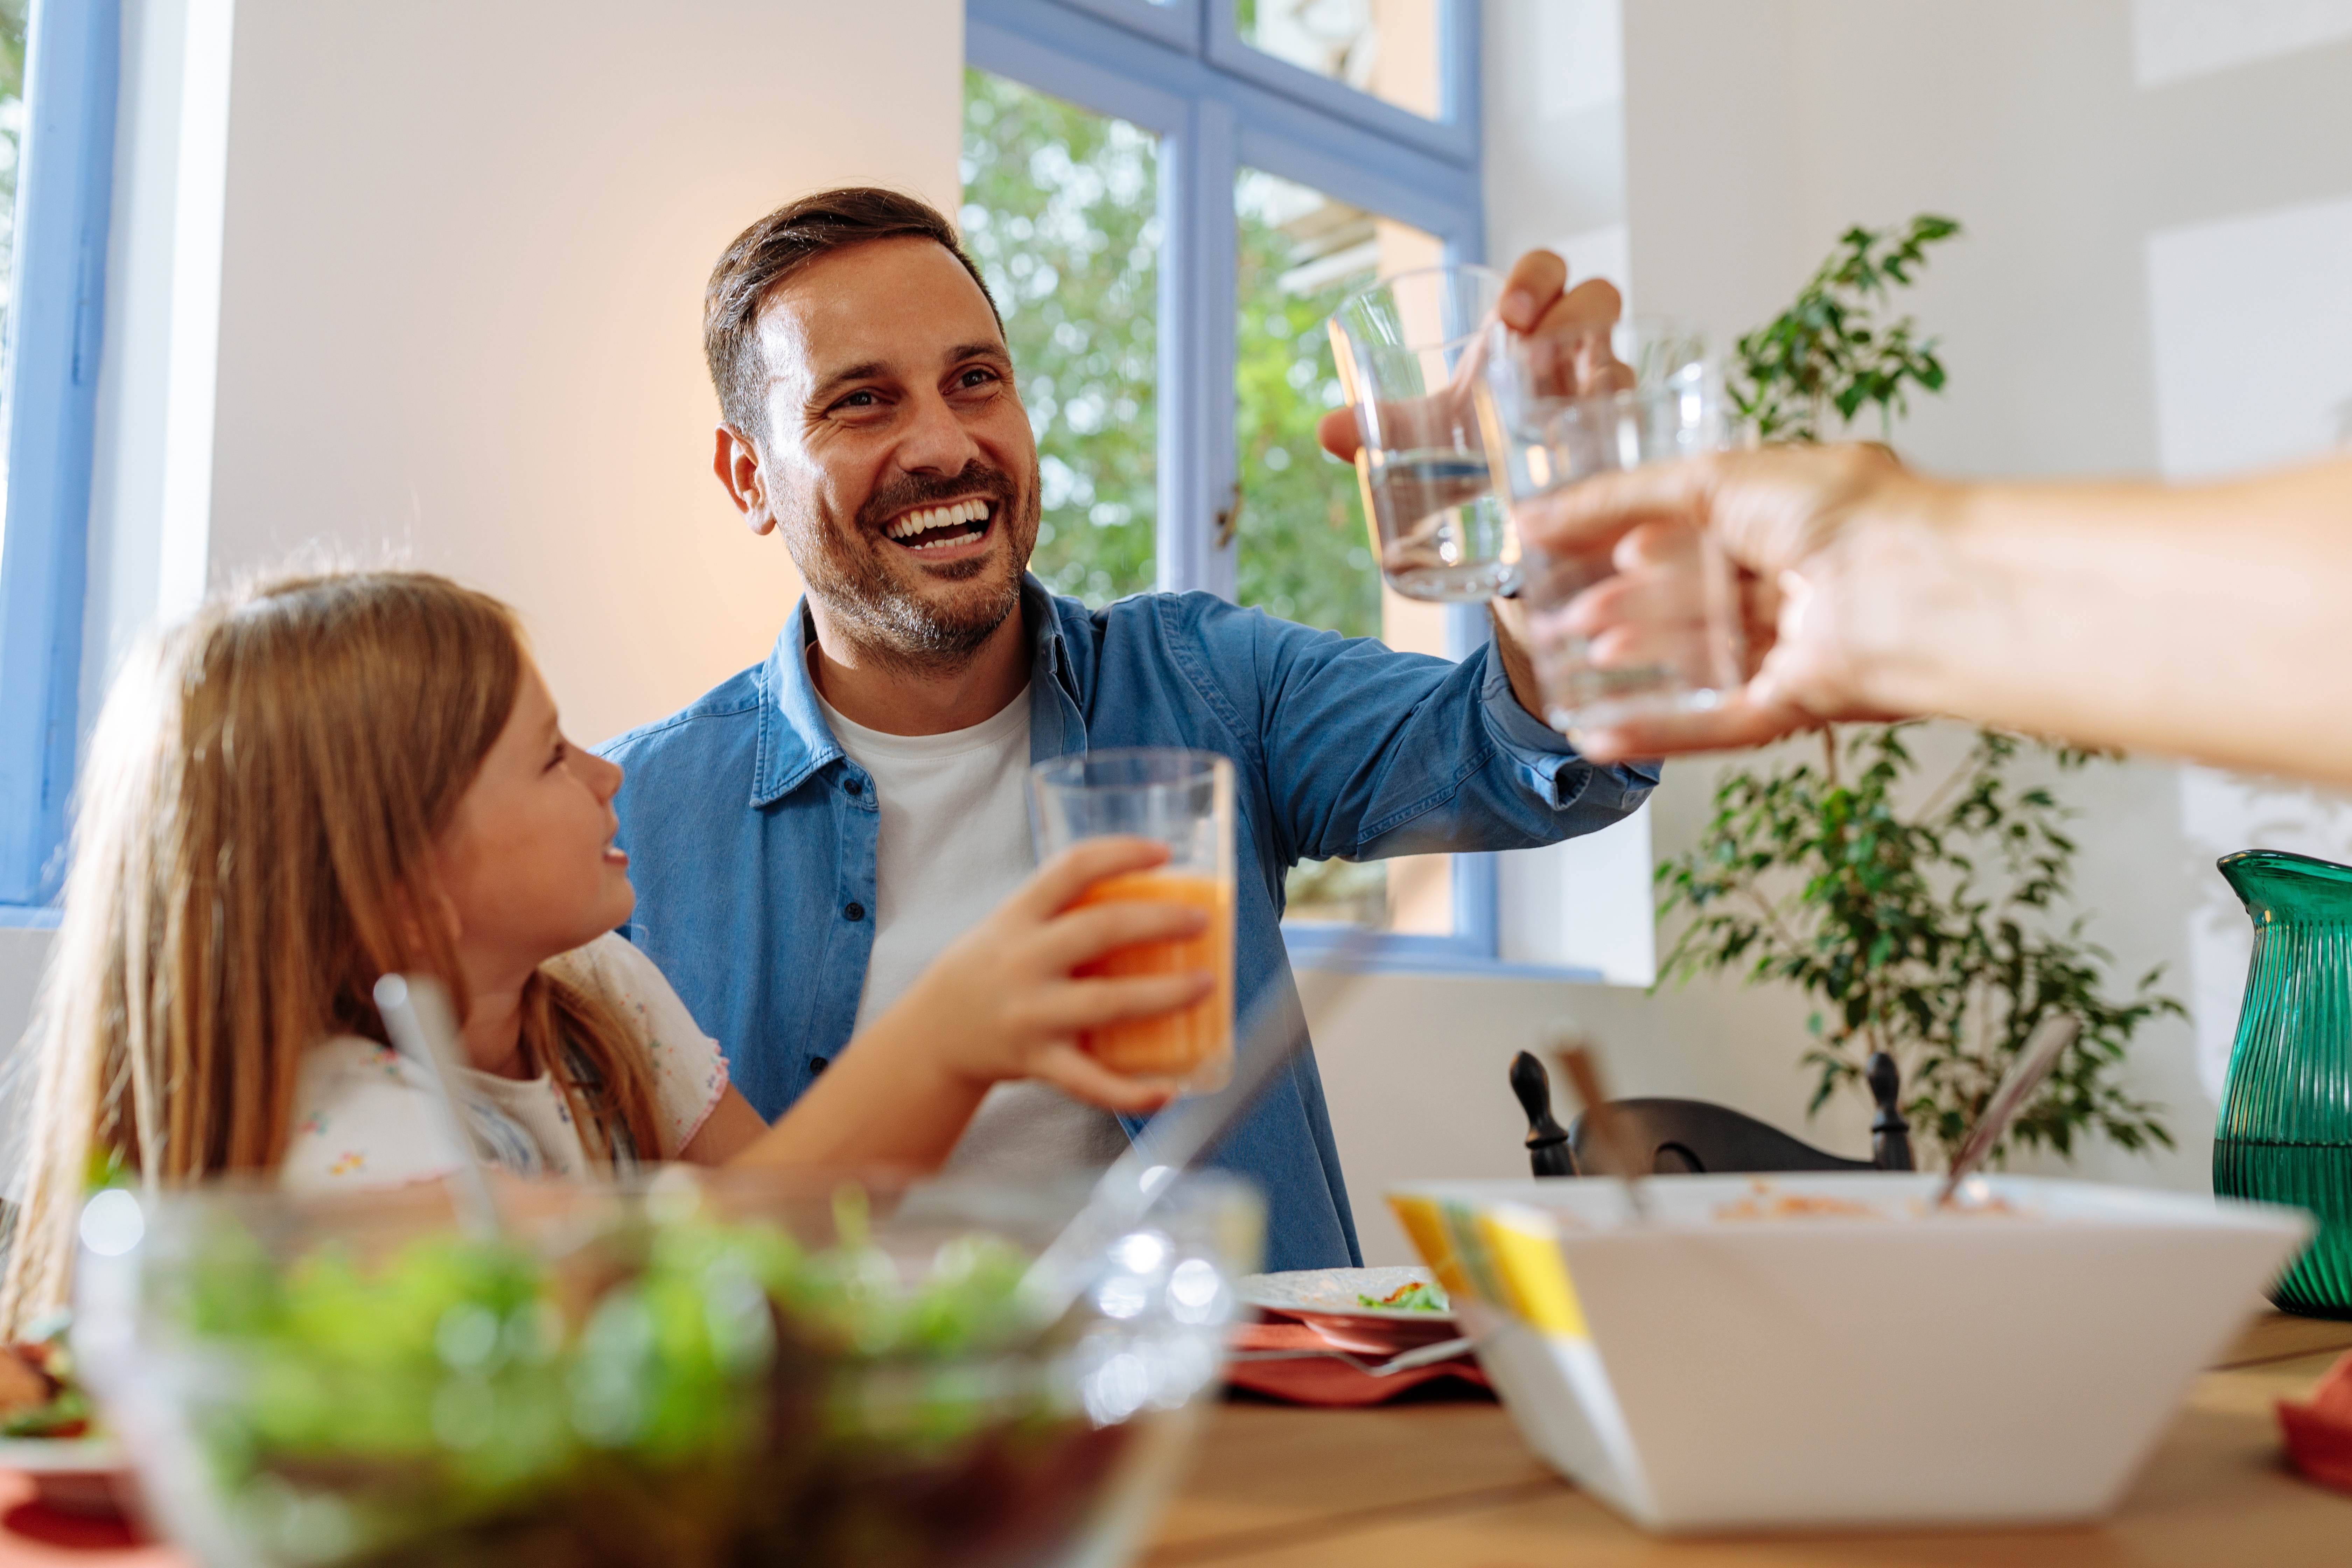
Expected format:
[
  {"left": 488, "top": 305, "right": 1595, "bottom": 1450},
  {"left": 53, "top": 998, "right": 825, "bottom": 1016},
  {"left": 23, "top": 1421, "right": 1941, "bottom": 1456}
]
[
  {"left": 1144, "top": 1309, "right": 2352, "bottom": 1567},
  {"left": 0, "top": 1312, "right": 2345, "bottom": 1566}
]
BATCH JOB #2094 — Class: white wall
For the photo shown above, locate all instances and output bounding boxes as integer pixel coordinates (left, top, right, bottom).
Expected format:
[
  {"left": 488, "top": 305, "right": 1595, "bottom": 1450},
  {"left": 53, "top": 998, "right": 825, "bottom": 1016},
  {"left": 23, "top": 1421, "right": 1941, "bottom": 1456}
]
[
  {"left": 1309, "top": 0, "right": 2352, "bottom": 1269},
  {"left": 198, "top": 0, "right": 963, "bottom": 747}
]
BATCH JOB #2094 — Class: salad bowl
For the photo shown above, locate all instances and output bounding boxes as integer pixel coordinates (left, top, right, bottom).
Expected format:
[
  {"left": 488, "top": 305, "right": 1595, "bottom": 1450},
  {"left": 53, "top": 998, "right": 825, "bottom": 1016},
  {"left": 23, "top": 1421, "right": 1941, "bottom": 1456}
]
[{"left": 75, "top": 1168, "right": 1261, "bottom": 1568}]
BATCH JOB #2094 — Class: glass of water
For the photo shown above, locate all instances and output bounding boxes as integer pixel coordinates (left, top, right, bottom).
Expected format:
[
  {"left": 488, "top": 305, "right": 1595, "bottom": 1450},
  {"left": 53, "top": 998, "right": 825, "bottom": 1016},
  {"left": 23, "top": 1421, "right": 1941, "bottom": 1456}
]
[
  {"left": 1475, "top": 316, "right": 1746, "bottom": 735},
  {"left": 1327, "top": 266, "right": 1516, "bottom": 601}
]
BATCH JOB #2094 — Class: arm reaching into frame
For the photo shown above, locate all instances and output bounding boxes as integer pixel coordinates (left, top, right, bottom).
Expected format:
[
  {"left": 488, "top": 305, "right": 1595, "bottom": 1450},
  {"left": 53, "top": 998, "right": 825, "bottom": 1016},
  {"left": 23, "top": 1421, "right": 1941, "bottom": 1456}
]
[{"left": 1512, "top": 443, "right": 2352, "bottom": 784}]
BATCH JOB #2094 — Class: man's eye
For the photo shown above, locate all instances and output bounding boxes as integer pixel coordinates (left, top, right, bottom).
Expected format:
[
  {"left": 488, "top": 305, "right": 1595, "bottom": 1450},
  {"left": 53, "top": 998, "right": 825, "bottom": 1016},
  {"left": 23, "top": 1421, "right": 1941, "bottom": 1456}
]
[
  {"left": 957, "top": 368, "right": 999, "bottom": 390},
  {"left": 833, "top": 390, "right": 880, "bottom": 411}
]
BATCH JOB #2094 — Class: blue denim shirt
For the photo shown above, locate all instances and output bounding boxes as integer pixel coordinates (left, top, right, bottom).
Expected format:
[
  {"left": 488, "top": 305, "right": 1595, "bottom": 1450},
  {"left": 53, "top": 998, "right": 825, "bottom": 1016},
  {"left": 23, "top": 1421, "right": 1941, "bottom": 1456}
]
[{"left": 600, "top": 576, "right": 1656, "bottom": 1271}]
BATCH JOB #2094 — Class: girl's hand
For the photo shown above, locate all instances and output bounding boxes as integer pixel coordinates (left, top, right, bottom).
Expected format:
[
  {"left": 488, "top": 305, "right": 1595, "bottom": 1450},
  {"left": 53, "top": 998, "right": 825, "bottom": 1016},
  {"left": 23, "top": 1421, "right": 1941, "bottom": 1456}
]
[{"left": 897, "top": 836, "right": 1213, "bottom": 1114}]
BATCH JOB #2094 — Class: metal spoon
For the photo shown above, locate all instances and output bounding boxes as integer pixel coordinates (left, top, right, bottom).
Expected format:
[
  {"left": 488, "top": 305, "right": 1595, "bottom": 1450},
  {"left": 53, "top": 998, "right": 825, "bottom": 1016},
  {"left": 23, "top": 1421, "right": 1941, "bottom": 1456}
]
[
  {"left": 1934, "top": 1012, "right": 2081, "bottom": 1209},
  {"left": 373, "top": 972, "right": 506, "bottom": 1240}
]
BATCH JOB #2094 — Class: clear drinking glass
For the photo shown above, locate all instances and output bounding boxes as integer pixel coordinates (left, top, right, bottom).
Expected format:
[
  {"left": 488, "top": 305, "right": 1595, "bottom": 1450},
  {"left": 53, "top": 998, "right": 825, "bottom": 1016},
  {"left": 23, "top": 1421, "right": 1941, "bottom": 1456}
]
[
  {"left": 1476, "top": 315, "right": 1745, "bottom": 735},
  {"left": 1327, "top": 265, "right": 1517, "bottom": 601},
  {"left": 1028, "top": 749, "right": 1236, "bottom": 1093}
]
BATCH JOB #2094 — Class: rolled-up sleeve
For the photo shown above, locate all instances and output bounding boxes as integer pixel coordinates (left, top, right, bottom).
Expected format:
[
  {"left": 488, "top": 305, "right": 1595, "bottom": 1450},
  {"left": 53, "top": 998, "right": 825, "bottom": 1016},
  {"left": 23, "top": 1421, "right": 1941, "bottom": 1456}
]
[
  {"left": 1167, "top": 595, "right": 1657, "bottom": 864},
  {"left": 1477, "top": 645, "right": 1661, "bottom": 817}
]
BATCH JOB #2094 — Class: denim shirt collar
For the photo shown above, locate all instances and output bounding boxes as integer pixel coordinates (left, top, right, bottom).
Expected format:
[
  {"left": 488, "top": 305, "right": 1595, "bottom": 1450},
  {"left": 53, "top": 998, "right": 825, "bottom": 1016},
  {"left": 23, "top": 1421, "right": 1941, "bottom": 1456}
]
[{"left": 750, "top": 574, "right": 1087, "bottom": 808}]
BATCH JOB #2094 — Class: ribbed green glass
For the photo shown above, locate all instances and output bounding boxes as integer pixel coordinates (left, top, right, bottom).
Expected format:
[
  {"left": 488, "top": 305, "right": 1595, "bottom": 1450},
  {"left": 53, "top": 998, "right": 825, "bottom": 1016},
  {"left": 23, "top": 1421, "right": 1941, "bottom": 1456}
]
[{"left": 2215, "top": 850, "right": 2352, "bottom": 1318}]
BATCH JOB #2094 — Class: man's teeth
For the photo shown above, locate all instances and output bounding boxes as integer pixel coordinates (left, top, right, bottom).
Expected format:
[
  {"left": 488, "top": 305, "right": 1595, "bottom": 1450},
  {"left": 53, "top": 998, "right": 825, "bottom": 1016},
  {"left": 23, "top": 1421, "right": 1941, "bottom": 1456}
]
[{"left": 886, "top": 498, "right": 992, "bottom": 542}]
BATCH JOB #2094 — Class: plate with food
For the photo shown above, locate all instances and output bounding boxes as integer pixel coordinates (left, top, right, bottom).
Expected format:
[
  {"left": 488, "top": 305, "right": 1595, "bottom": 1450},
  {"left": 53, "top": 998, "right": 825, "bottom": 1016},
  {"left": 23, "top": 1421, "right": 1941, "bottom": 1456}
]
[
  {"left": 0, "top": 1314, "right": 132, "bottom": 1519},
  {"left": 1236, "top": 1266, "right": 1455, "bottom": 1353}
]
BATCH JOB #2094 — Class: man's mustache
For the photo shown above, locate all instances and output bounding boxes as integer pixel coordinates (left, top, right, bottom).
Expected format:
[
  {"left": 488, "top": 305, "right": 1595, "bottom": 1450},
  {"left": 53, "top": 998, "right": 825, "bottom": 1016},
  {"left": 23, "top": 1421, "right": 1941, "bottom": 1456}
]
[{"left": 856, "top": 462, "right": 1021, "bottom": 533}]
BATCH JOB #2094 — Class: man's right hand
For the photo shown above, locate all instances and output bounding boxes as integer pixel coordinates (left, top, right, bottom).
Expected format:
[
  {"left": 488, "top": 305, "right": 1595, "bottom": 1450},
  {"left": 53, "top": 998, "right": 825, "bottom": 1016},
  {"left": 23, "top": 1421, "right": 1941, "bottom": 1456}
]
[
  {"left": 1512, "top": 442, "right": 1937, "bottom": 759},
  {"left": 1313, "top": 248, "right": 1628, "bottom": 467}
]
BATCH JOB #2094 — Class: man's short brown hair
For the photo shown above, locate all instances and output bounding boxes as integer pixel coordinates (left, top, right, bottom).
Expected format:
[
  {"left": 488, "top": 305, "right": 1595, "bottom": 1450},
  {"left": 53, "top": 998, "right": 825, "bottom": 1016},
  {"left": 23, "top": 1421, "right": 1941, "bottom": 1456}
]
[{"left": 702, "top": 187, "right": 1004, "bottom": 436}]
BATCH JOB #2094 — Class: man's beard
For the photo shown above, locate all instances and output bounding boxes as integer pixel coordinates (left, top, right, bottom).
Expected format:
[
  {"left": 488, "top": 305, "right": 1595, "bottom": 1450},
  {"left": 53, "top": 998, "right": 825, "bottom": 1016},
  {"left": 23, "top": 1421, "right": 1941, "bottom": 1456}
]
[{"left": 793, "top": 458, "right": 1039, "bottom": 672}]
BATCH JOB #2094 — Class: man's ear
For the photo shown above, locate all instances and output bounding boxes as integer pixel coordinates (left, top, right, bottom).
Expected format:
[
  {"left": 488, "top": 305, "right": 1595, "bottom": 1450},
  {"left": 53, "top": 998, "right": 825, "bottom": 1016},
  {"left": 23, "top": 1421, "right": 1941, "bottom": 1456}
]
[{"left": 714, "top": 424, "right": 778, "bottom": 537}]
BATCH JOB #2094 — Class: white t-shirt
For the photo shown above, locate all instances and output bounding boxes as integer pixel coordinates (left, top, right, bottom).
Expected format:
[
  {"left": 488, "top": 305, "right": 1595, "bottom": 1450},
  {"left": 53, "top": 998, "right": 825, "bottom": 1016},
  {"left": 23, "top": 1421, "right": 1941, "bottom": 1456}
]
[
  {"left": 280, "top": 933, "right": 730, "bottom": 1190},
  {"left": 817, "top": 682, "right": 1130, "bottom": 1180}
]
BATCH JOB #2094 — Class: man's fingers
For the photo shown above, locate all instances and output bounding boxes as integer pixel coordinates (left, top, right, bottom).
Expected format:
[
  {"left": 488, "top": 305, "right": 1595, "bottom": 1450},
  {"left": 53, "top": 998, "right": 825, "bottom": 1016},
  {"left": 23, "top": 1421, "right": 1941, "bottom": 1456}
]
[
  {"left": 1316, "top": 406, "right": 1362, "bottom": 463},
  {"left": 1025, "top": 1043, "right": 1180, "bottom": 1115},
  {"left": 1500, "top": 248, "right": 1569, "bottom": 332},
  {"left": 1034, "top": 898, "right": 1211, "bottom": 972},
  {"left": 1010, "top": 836, "right": 1172, "bottom": 920},
  {"left": 1533, "top": 276, "right": 1623, "bottom": 340}
]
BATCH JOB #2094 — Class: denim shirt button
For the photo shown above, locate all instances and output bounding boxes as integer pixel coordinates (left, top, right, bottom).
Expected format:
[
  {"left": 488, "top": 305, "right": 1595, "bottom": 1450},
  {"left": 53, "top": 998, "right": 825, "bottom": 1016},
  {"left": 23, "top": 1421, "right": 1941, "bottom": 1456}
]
[
  {"left": 843, "top": 777, "right": 863, "bottom": 796},
  {"left": 843, "top": 902, "right": 866, "bottom": 922}
]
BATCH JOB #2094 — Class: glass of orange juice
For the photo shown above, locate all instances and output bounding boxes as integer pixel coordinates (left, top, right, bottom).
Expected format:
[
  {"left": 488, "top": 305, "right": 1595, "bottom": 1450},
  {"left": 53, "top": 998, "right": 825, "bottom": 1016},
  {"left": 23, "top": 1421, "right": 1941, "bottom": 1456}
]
[{"left": 1028, "top": 748, "right": 1236, "bottom": 1093}]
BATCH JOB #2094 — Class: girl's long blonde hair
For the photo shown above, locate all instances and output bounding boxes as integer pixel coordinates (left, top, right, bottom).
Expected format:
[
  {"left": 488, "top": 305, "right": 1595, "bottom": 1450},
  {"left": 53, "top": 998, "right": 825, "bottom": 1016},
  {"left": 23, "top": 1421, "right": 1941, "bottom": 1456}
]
[{"left": 1, "top": 571, "right": 663, "bottom": 1332}]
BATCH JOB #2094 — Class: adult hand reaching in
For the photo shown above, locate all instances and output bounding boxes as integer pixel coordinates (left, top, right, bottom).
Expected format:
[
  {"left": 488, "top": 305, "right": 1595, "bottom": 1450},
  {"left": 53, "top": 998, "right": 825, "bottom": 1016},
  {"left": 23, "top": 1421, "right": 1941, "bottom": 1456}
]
[
  {"left": 1511, "top": 442, "right": 1930, "bottom": 759},
  {"left": 1511, "top": 440, "right": 2352, "bottom": 787}
]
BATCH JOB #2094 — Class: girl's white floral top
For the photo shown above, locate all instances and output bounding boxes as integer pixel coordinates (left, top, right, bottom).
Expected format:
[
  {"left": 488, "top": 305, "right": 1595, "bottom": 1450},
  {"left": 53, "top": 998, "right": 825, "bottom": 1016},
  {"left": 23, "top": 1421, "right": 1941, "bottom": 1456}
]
[{"left": 280, "top": 934, "right": 731, "bottom": 1189}]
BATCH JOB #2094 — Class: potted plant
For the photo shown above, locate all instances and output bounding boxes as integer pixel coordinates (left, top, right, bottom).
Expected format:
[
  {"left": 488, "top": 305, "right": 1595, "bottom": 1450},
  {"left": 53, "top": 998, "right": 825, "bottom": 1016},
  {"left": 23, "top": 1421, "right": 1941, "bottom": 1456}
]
[{"left": 1657, "top": 217, "right": 2180, "bottom": 1165}]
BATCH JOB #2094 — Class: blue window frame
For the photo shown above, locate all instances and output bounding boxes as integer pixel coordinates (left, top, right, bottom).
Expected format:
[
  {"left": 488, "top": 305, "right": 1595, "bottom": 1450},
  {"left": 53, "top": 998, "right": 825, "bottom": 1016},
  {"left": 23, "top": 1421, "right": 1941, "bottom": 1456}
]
[
  {"left": 0, "top": 0, "right": 119, "bottom": 923},
  {"left": 969, "top": 0, "right": 1592, "bottom": 979}
]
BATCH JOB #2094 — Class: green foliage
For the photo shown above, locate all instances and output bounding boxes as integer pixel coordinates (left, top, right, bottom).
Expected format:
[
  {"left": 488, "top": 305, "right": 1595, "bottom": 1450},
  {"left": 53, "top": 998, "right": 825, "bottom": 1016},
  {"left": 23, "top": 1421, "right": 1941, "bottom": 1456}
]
[
  {"left": 1658, "top": 727, "right": 2179, "bottom": 1164},
  {"left": 0, "top": 0, "right": 27, "bottom": 316},
  {"left": 1729, "top": 214, "right": 1961, "bottom": 443},
  {"left": 960, "top": 70, "right": 1160, "bottom": 608},
  {"left": 1663, "top": 214, "right": 2178, "bottom": 1166},
  {"left": 1232, "top": 173, "right": 1381, "bottom": 640},
  {"left": 959, "top": 73, "right": 1384, "bottom": 640}
]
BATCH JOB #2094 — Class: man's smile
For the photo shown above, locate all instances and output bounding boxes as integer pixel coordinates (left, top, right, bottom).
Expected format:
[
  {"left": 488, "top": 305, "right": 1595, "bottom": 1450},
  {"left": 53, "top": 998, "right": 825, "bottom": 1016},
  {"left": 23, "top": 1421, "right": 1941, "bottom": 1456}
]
[{"left": 880, "top": 496, "right": 997, "bottom": 561}]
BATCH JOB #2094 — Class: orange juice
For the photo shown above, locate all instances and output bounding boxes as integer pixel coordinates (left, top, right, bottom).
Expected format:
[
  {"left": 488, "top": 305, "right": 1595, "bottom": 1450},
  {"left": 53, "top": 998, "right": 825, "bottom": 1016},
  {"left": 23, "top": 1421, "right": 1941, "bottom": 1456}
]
[{"left": 1070, "top": 869, "right": 1234, "bottom": 1086}]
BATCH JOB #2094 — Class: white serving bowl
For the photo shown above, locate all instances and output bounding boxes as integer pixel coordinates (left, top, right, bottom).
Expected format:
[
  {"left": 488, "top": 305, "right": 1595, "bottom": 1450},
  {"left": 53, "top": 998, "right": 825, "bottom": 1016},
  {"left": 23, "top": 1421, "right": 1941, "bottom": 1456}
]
[{"left": 1386, "top": 1173, "right": 2311, "bottom": 1534}]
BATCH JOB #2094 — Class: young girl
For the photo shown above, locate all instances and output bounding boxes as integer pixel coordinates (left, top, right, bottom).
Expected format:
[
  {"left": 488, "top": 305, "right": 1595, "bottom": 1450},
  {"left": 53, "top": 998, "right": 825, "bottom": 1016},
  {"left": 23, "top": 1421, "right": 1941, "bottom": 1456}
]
[{"left": 0, "top": 570, "right": 1209, "bottom": 1331}]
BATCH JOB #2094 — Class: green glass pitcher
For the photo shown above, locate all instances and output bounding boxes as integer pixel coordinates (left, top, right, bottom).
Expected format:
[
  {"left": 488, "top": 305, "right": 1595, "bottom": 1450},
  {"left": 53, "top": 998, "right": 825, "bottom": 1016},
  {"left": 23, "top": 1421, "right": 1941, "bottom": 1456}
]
[{"left": 2214, "top": 849, "right": 2352, "bottom": 1317}]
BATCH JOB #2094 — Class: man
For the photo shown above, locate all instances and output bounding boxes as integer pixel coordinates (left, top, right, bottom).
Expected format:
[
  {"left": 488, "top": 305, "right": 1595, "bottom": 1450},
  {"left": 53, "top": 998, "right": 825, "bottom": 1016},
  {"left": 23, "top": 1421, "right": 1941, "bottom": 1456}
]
[{"left": 603, "top": 187, "right": 1655, "bottom": 1270}]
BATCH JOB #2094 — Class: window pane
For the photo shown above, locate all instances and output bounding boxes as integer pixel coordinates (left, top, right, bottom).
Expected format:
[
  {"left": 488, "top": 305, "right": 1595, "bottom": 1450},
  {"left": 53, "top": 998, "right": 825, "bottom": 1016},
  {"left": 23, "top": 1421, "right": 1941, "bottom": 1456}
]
[
  {"left": 1234, "top": 168, "right": 1452, "bottom": 936},
  {"left": 0, "top": 1, "right": 28, "bottom": 525},
  {"left": 1233, "top": 169, "right": 1380, "bottom": 641},
  {"left": 1234, "top": 0, "right": 1442, "bottom": 122},
  {"left": 960, "top": 69, "right": 1159, "bottom": 609}
]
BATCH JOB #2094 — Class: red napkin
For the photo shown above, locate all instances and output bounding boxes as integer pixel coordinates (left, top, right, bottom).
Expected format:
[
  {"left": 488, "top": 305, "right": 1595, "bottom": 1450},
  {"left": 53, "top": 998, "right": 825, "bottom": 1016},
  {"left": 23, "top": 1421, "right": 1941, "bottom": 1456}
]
[
  {"left": 1223, "top": 1320, "right": 1489, "bottom": 1407},
  {"left": 2280, "top": 1348, "right": 2352, "bottom": 1491}
]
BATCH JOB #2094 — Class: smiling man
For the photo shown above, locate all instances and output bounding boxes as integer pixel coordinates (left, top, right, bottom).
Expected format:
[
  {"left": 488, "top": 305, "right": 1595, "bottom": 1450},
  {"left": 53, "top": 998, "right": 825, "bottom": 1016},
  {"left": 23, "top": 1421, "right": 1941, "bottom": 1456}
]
[{"left": 601, "top": 188, "right": 1656, "bottom": 1270}]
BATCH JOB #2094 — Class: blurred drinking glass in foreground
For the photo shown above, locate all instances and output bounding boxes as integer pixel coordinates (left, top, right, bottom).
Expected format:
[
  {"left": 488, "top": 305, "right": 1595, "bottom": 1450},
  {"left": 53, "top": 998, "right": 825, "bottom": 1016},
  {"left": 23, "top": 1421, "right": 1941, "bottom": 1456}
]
[
  {"left": 1327, "top": 266, "right": 1517, "bottom": 601},
  {"left": 1029, "top": 749, "right": 1236, "bottom": 1093},
  {"left": 1477, "top": 316, "right": 1746, "bottom": 736}
]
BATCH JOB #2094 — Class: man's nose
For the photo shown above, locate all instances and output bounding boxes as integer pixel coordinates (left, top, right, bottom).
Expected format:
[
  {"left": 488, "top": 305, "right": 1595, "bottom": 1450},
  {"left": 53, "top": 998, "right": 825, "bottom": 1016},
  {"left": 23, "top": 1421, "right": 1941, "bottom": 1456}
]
[{"left": 894, "top": 387, "right": 985, "bottom": 475}]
